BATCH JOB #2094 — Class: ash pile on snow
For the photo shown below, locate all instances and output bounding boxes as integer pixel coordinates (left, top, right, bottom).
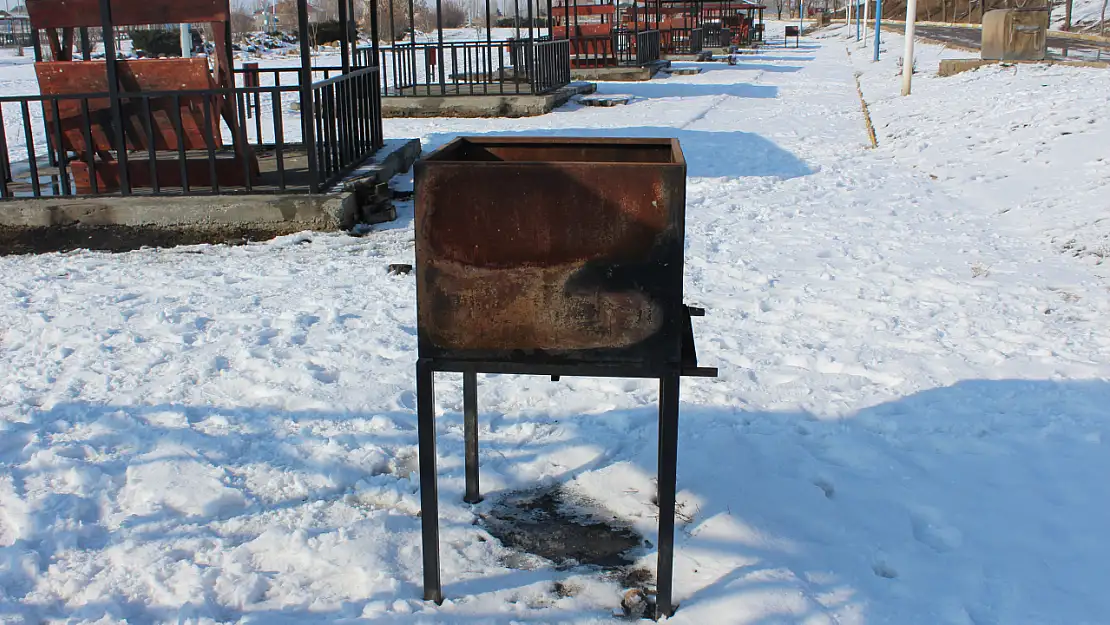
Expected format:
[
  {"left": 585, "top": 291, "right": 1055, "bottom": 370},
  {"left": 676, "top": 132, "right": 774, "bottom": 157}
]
[{"left": 479, "top": 486, "right": 646, "bottom": 570}]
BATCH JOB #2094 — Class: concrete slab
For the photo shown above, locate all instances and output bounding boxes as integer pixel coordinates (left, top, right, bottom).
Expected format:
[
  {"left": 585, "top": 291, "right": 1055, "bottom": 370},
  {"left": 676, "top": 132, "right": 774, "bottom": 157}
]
[
  {"left": 382, "top": 82, "right": 597, "bottom": 118},
  {"left": 662, "top": 51, "right": 714, "bottom": 62},
  {"left": 0, "top": 139, "right": 422, "bottom": 255},
  {"left": 578, "top": 94, "right": 634, "bottom": 106},
  {"left": 938, "top": 57, "right": 1109, "bottom": 76},
  {"left": 570, "top": 60, "right": 670, "bottom": 82}
]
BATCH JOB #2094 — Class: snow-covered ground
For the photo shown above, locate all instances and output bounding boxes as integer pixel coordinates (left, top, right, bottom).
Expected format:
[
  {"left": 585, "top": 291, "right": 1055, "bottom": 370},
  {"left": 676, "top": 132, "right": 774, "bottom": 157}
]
[{"left": 3, "top": 21, "right": 1110, "bottom": 624}]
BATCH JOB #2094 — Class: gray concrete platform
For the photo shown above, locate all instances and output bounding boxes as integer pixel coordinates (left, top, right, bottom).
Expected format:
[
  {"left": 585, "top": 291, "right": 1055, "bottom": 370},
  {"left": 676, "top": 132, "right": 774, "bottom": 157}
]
[
  {"left": 382, "top": 82, "right": 597, "bottom": 118},
  {"left": 570, "top": 60, "right": 671, "bottom": 82},
  {"left": 0, "top": 139, "right": 421, "bottom": 255}
]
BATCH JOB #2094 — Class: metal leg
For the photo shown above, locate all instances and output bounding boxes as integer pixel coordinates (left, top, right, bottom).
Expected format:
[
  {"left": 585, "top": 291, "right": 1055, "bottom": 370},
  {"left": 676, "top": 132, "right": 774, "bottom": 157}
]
[
  {"left": 463, "top": 369, "right": 481, "bottom": 504},
  {"left": 417, "top": 359, "right": 443, "bottom": 604},
  {"left": 655, "top": 372, "right": 681, "bottom": 619}
]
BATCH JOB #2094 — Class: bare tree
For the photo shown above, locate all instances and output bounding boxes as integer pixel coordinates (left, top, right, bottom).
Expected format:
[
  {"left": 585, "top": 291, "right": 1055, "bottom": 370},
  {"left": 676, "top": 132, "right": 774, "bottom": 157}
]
[
  {"left": 231, "top": 10, "right": 256, "bottom": 37},
  {"left": 1064, "top": 0, "right": 1073, "bottom": 30},
  {"left": 441, "top": 0, "right": 468, "bottom": 27},
  {"left": 413, "top": 0, "right": 437, "bottom": 32},
  {"left": 366, "top": 0, "right": 412, "bottom": 40},
  {"left": 771, "top": 0, "right": 787, "bottom": 19}
]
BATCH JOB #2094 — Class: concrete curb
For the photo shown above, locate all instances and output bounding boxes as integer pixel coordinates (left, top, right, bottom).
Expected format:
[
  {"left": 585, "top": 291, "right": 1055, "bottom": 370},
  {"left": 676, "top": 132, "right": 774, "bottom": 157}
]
[
  {"left": 938, "top": 57, "right": 1110, "bottom": 76},
  {"left": 382, "top": 82, "right": 597, "bottom": 118}
]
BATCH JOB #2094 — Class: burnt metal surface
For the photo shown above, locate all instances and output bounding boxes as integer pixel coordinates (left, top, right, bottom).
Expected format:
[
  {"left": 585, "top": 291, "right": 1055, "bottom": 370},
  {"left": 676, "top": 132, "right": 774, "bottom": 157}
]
[{"left": 415, "top": 136, "right": 687, "bottom": 366}]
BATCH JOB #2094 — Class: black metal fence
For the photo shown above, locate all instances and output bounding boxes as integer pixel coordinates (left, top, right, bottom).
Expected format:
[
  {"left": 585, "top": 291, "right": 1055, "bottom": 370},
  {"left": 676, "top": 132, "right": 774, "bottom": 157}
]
[
  {"left": 379, "top": 38, "right": 570, "bottom": 97},
  {"left": 702, "top": 23, "right": 731, "bottom": 48},
  {"left": 0, "top": 20, "right": 33, "bottom": 49},
  {"left": 662, "top": 27, "right": 704, "bottom": 55},
  {"left": 0, "top": 67, "right": 383, "bottom": 199},
  {"left": 309, "top": 66, "right": 384, "bottom": 191},
  {"left": 636, "top": 30, "right": 662, "bottom": 65},
  {"left": 559, "top": 29, "right": 659, "bottom": 68}
]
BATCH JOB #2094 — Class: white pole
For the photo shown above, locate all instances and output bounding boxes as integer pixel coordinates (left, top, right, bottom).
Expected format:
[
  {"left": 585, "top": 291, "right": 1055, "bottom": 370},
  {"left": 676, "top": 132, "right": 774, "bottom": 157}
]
[
  {"left": 180, "top": 23, "right": 191, "bottom": 58},
  {"left": 847, "top": 0, "right": 852, "bottom": 34},
  {"left": 862, "top": 0, "right": 869, "bottom": 47},
  {"left": 901, "top": 0, "right": 917, "bottom": 94}
]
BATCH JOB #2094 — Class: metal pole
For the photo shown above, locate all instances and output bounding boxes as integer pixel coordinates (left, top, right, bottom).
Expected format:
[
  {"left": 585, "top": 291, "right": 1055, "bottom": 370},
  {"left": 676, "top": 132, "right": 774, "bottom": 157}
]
[
  {"left": 339, "top": 0, "right": 351, "bottom": 73},
  {"left": 901, "top": 0, "right": 916, "bottom": 94},
  {"left": 370, "top": 0, "right": 381, "bottom": 65},
  {"left": 435, "top": 0, "right": 446, "bottom": 90},
  {"left": 463, "top": 370, "right": 481, "bottom": 504},
  {"left": 872, "top": 0, "right": 881, "bottom": 60},
  {"left": 486, "top": 0, "right": 493, "bottom": 85},
  {"left": 416, "top": 359, "right": 443, "bottom": 604},
  {"left": 99, "top": 0, "right": 129, "bottom": 195},
  {"left": 181, "top": 23, "right": 191, "bottom": 58},
  {"left": 654, "top": 373, "right": 681, "bottom": 620},
  {"left": 80, "top": 27, "right": 91, "bottom": 60},
  {"left": 862, "top": 0, "right": 869, "bottom": 46},
  {"left": 389, "top": 0, "right": 396, "bottom": 42},
  {"left": 298, "top": 0, "right": 319, "bottom": 192}
]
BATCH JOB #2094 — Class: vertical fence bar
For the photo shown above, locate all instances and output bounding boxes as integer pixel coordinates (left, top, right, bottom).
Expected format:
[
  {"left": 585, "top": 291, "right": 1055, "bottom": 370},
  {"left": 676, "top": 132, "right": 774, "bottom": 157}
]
[
  {"left": 271, "top": 90, "right": 286, "bottom": 191},
  {"left": 298, "top": 0, "right": 319, "bottom": 194},
  {"left": 140, "top": 97, "right": 158, "bottom": 194},
  {"left": 0, "top": 106, "right": 10, "bottom": 198},
  {"left": 21, "top": 101, "right": 40, "bottom": 197},
  {"left": 99, "top": 0, "right": 129, "bottom": 196},
  {"left": 79, "top": 100, "right": 98, "bottom": 195},
  {"left": 313, "top": 85, "right": 325, "bottom": 182},
  {"left": 172, "top": 94, "right": 189, "bottom": 193},
  {"left": 202, "top": 96, "right": 219, "bottom": 194},
  {"left": 327, "top": 86, "right": 339, "bottom": 181},
  {"left": 49, "top": 99, "right": 71, "bottom": 196}
]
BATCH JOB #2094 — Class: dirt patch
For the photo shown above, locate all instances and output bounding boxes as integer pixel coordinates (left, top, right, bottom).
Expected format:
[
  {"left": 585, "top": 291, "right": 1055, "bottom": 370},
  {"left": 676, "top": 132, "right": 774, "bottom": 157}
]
[
  {"left": 480, "top": 485, "right": 658, "bottom": 616},
  {"left": 481, "top": 486, "right": 645, "bottom": 569}
]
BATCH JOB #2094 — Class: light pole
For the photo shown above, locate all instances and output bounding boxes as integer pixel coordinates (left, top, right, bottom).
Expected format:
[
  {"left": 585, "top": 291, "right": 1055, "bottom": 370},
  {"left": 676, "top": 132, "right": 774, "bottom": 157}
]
[
  {"left": 872, "top": 0, "right": 881, "bottom": 60},
  {"left": 901, "top": 0, "right": 917, "bottom": 94},
  {"left": 180, "top": 23, "right": 191, "bottom": 58}
]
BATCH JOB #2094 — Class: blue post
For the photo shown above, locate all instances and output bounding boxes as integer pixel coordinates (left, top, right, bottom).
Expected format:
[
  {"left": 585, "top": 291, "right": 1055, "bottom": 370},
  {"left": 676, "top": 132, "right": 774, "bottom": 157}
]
[
  {"left": 856, "top": 0, "right": 862, "bottom": 39},
  {"left": 873, "top": 0, "right": 882, "bottom": 60}
]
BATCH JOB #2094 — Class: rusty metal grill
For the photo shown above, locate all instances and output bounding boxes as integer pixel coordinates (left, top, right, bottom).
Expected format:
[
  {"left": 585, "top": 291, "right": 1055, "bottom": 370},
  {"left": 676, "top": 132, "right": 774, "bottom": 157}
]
[{"left": 413, "top": 136, "right": 716, "bottom": 620}]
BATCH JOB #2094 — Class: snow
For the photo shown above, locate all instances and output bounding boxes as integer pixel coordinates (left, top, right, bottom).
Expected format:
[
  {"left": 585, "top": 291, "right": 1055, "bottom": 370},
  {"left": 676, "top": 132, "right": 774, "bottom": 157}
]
[{"left": 2, "top": 21, "right": 1110, "bottom": 624}]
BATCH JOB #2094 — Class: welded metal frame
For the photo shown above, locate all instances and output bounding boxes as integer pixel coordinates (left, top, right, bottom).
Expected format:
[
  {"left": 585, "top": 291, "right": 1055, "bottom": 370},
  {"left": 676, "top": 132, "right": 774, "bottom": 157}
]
[{"left": 416, "top": 306, "right": 716, "bottom": 620}]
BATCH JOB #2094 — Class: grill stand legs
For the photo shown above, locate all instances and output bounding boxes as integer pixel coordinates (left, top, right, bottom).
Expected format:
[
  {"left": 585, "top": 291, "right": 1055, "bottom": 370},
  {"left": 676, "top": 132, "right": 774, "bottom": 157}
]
[
  {"left": 656, "top": 372, "right": 681, "bottom": 620},
  {"left": 463, "top": 369, "right": 481, "bottom": 504},
  {"left": 416, "top": 365, "right": 684, "bottom": 620},
  {"left": 416, "top": 359, "right": 443, "bottom": 604}
]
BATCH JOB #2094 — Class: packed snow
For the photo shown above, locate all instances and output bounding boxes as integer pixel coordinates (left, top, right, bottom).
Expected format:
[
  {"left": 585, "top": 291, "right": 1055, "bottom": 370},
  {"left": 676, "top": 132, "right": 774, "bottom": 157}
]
[{"left": 2, "top": 21, "right": 1110, "bottom": 625}]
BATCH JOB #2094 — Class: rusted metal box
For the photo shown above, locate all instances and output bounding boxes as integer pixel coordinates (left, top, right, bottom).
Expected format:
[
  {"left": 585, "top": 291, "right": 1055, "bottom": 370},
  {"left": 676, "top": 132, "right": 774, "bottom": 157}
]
[
  {"left": 415, "top": 136, "right": 687, "bottom": 367},
  {"left": 982, "top": 8, "right": 1048, "bottom": 61}
]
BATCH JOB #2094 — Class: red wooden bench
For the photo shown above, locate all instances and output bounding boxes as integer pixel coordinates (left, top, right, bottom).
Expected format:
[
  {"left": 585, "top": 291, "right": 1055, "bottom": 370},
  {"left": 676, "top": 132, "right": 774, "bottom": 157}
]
[{"left": 27, "top": 0, "right": 258, "bottom": 192}]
